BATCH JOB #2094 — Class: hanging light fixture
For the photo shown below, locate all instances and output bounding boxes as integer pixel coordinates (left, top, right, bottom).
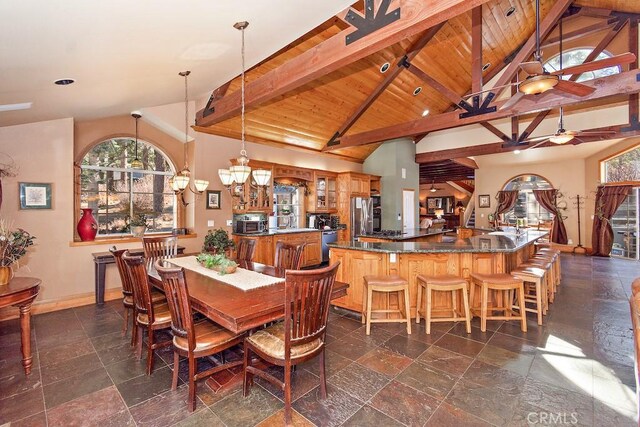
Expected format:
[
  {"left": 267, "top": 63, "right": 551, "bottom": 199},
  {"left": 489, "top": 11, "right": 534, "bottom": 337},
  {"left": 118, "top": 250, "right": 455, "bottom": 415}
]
[
  {"left": 170, "top": 70, "right": 209, "bottom": 206},
  {"left": 130, "top": 112, "right": 143, "bottom": 169},
  {"left": 218, "top": 21, "right": 271, "bottom": 194}
]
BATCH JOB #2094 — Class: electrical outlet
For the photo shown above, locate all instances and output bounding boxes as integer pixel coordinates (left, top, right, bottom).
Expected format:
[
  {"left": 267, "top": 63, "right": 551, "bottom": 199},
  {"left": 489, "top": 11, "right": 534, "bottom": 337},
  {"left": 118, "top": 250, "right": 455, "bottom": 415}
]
[
  {"left": 207, "top": 220, "right": 214, "bottom": 227},
  {"left": 401, "top": 168, "right": 406, "bottom": 179},
  {"left": 226, "top": 220, "right": 233, "bottom": 226}
]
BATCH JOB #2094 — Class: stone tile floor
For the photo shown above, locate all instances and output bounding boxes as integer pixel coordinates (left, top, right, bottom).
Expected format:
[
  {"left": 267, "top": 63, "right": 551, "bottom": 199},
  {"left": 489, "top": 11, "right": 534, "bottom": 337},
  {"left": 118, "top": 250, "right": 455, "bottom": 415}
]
[{"left": 0, "top": 254, "right": 638, "bottom": 426}]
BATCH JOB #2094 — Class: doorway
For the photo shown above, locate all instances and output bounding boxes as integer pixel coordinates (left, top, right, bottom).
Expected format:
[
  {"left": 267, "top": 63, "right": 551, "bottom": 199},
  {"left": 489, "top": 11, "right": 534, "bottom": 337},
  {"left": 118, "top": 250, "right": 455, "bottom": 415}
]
[
  {"left": 402, "top": 189, "right": 415, "bottom": 230},
  {"left": 611, "top": 187, "right": 638, "bottom": 259}
]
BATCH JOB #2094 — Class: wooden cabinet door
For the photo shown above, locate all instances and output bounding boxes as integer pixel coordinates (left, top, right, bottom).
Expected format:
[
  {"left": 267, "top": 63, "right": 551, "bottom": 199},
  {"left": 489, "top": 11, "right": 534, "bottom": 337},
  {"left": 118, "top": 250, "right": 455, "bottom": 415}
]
[
  {"left": 344, "top": 251, "right": 387, "bottom": 313},
  {"left": 303, "top": 233, "right": 322, "bottom": 267},
  {"left": 256, "top": 236, "right": 274, "bottom": 265},
  {"left": 315, "top": 175, "right": 328, "bottom": 212},
  {"left": 326, "top": 176, "right": 337, "bottom": 212}
]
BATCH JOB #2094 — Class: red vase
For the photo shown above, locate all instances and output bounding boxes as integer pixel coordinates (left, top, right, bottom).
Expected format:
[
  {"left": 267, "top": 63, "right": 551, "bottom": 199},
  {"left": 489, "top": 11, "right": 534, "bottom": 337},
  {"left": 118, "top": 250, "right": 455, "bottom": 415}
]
[{"left": 77, "top": 208, "right": 98, "bottom": 241}]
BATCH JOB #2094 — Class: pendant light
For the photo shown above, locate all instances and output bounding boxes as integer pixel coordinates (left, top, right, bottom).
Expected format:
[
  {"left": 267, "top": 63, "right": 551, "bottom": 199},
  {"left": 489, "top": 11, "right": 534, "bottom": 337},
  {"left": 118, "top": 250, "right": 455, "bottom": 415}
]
[
  {"left": 130, "top": 112, "right": 143, "bottom": 169},
  {"left": 169, "top": 70, "right": 209, "bottom": 206},
  {"left": 218, "top": 21, "right": 271, "bottom": 191}
]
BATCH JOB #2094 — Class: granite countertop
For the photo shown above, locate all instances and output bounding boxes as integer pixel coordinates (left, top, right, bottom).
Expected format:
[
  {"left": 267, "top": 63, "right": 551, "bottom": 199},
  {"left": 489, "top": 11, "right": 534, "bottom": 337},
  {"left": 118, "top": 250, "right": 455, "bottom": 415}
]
[
  {"left": 357, "top": 228, "right": 449, "bottom": 241},
  {"left": 232, "top": 228, "right": 322, "bottom": 237},
  {"left": 330, "top": 229, "right": 548, "bottom": 254}
]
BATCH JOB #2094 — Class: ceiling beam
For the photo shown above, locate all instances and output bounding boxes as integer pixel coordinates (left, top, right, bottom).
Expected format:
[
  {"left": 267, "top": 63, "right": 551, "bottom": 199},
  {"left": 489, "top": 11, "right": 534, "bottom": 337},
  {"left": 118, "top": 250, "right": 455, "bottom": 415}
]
[
  {"left": 471, "top": 6, "right": 483, "bottom": 94},
  {"left": 329, "top": 69, "right": 640, "bottom": 150},
  {"left": 519, "top": 110, "right": 551, "bottom": 141},
  {"left": 629, "top": 18, "right": 639, "bottom": 124},
  {"left": 452, "top": 157, "right": 478, "bottom": 169},
  {"left": 541, "top": 19, "right": 618, "bottom": 49},
  {"left": 405, "top": 63, "right": 463, "bottom": 105},
  {"left": 491, "top": 0, "right": 573, "bottom": 100},
  {"left": 327, "top": 22, "right": 445, "bottom": 146},
  {"left": 416, "top": 122, "right": 640, "bottom": 163},
  {"left": 195, "top": 0, "right": 492, "bottom": 128},
  {"left": 480, "top": 122, "right": 510, "bottom": 143}
]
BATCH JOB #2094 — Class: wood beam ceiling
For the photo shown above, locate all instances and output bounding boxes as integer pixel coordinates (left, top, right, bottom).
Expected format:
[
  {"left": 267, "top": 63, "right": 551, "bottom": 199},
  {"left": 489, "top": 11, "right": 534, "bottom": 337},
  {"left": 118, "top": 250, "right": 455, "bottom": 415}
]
[
  {"left": 330, "top": 69, "right": 640, "bottom": 150},
  {"left": 195, "top": 0, "right": 493, "bottom": 128}
]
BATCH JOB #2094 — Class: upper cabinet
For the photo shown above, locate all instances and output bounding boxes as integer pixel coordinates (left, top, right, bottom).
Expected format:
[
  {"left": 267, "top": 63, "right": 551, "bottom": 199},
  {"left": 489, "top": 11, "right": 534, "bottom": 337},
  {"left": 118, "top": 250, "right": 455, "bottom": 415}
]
[
  {"left": 308, "top": 172, "right": 337, "bottom": 213},
  {"left": 230, "top": 160, "right": 273, "bottom": 213},
  {"left": 347, "top": 173, "right": 370, "bottom": 196}
]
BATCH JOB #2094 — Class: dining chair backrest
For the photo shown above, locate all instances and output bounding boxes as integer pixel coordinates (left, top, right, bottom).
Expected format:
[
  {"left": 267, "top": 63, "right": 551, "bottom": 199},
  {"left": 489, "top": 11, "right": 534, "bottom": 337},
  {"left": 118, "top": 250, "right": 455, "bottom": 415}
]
[
  {"left": 110, "top": 247, "right": 133, "bottom": 299},
  {"left": 123, "top": 251, "right": 156, "bottom": 324},
  {"left": 274, "top": 241, "right": 305, "bottom": 270},
  {"left": 155, "top": 260, "right": 195, "bottom": 351},
  {"left": 236, "top": 238, "right": 257, "bottom": 262},
  {"left": 284, "top": 262, "right": 340, "bottom": 352},
  {"left": 143, "top": 236, "right": 178, "bottom": 264}
]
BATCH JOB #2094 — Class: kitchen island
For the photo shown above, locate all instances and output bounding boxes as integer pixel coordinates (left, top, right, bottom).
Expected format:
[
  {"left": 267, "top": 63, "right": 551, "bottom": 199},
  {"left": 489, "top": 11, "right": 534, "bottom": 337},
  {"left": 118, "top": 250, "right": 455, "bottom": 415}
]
[
  {"left": 328, "top": 230, "right": 547, "bottom": 317},
  {"left": 232, "top": 228, "right": 322, "bottom": 267},
  {"left": 357, "top": 228, "right": 448, "bottom": 243}
]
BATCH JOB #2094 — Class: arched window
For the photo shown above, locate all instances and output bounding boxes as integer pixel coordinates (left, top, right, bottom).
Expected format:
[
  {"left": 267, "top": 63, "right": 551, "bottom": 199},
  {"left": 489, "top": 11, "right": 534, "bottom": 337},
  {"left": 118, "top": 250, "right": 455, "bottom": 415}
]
[
  {"left": 543, "top": 48, "right": 620, "bottom": 82},
  {"left": 80, "top": 138, "right": 177, "bottom": 236},
  {"left": 602, "top": 144, "right": 640, "bottom": 183},
  {"left": 502, "top": 174, "right": 554, "bottom": 225}
]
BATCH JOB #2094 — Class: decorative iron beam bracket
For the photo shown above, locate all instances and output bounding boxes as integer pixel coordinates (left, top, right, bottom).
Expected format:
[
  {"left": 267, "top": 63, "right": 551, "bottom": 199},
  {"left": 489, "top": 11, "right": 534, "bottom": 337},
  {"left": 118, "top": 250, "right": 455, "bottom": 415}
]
[
  {"left": 458, "top": 93, "right": 497, "bottom": 118},
  {"left": 345, "top": 0, "right": 401, "bottom": 45}
]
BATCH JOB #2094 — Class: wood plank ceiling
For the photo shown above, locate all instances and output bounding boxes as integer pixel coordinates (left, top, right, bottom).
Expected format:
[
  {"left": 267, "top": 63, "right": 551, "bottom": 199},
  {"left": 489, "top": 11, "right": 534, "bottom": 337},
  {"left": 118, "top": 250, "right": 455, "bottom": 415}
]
[{"left": 195, "top": 0, "right": 639, "bottom": 163}]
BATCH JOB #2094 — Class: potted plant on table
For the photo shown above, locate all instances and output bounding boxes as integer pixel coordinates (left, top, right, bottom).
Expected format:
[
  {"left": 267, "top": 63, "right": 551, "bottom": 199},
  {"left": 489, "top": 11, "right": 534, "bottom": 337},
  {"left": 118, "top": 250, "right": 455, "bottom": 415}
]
[
  {"left": 203, "top": 228, "right": 235, "bottom": 255},
  {"left": 0, "top": 220, "right": 36, "bottom": 285},
  {"left": 129, "top": 213, "right": 147, "bottom": 237}
]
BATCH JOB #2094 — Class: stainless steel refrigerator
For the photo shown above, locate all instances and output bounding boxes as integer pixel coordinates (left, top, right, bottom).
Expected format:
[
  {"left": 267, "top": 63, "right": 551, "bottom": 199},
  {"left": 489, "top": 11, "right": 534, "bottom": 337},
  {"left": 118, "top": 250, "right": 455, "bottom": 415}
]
[{"left": 351, "top": 197, "right": 373, "bottom": 238}]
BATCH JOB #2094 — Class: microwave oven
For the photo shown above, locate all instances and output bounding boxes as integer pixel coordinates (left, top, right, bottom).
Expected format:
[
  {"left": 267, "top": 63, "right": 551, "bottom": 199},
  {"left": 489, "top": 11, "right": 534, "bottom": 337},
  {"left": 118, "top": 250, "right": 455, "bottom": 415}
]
[{"left": 234, "top": 220, "right": 267, "bottom": 234}]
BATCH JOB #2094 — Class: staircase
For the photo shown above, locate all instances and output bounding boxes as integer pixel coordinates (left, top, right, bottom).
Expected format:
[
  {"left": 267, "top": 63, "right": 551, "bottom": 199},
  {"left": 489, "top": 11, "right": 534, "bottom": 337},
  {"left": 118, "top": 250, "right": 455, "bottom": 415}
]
[{"left": 466, "top": 208, "right": 476, "bottom": 228}]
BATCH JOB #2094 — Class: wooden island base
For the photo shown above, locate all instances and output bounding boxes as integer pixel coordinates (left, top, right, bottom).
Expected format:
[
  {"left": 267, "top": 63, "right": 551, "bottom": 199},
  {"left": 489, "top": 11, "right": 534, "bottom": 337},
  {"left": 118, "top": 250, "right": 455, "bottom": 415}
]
[{"left": 329, "top": 235, "right": 540, "bottom": 319}]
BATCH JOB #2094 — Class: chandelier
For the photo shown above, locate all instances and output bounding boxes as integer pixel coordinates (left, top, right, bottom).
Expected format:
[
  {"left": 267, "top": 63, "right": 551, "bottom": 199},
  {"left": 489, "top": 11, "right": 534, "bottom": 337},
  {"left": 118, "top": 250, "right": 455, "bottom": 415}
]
[
  {"left": 170, "top": 70, "right": 209, "bottom": 206},
  {"left": 218, "top": 21, "right": 271, "bottom": 198}
]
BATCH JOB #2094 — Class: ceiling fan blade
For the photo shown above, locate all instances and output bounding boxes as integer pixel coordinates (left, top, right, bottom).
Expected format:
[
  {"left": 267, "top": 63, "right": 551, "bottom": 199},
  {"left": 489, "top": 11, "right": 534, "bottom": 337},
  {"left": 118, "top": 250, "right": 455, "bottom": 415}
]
[
  {"left": 520, "top": 61, "right": 544, "bottom": 76},
  {"left": 523, "top": 134, "right": 554, "bottom": 143},
  {"left": 571, "top": 137, "right": 586, "bottom": 145},
  {"left": 500, "top": 92, "right": 526, "bottom": 110},
  {"left": 554, "top": 80, "right": 595, "bottom": 97},
  {"left": 527, "top": 139, "right": 550, "bottom": 150},
  {"left": 575, "top": 130, "right": 617, "bottom": 136},
  {"left": 551, "top": 52, "right": 636, "bottom": 77}
]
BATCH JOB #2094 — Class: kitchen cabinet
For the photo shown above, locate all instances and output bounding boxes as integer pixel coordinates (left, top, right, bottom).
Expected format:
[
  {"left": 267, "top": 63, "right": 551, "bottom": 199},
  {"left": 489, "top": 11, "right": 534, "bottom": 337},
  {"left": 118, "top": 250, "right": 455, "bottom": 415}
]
[
  {"left": 349, "top": 174, "right": 370, "bottom": 196},
  {"left": 307, "top": 172, "right": 337, "bottom": 213},
  {"left": 273, "top": 232, "right": 322, "bottom": 267},
  {"left": 232, "top": 235, "right": 274, "bottom": 265}
]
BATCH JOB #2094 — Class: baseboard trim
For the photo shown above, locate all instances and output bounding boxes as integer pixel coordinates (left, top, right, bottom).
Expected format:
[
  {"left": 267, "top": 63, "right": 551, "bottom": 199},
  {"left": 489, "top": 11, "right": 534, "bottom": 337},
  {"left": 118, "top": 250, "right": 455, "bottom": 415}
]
[{"left": 0, "top": 288, "right": 123, "bottom": 322}]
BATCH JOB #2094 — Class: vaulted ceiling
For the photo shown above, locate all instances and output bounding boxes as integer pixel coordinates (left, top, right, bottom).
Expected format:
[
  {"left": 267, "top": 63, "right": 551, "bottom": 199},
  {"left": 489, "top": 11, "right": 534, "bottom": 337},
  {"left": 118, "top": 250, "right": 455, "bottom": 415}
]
[{"left": 194, "top": 0, "right": 640, "bottom": 163}]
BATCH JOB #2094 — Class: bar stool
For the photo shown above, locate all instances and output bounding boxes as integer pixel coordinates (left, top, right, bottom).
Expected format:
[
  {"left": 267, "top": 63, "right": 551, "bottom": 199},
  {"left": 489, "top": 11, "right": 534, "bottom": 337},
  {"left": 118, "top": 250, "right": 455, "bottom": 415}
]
[
  {"left": 510, "top": 266, "right": 547, "bottom": 325},
  {"left": 520, "top": 258, "right": 555, "bottom": 302},
  {"left": 362, "top": 275, "right": 411, "bottom": 335},
  {"left": 416, "top": 275, "right": 471, "bottom": 334},
  {"left": 470, "top": 273, "right": 527, "bottom": 333},
  {"left": 537, "top": 248, "right": 561, "bottom": 287}
]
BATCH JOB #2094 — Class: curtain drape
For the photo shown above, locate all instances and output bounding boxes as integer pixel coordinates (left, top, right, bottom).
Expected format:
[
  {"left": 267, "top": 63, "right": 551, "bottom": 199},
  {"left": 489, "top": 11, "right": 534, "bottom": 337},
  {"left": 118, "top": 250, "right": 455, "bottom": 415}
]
[
  {"left": 591, "top": 185, "right": 632, "bottom": 257},
  {"left": 494, "top": 191, "right": 519, "bottom": 225},
  {"left": 533, "top": 189, "right": 568, "bottom": 244}
]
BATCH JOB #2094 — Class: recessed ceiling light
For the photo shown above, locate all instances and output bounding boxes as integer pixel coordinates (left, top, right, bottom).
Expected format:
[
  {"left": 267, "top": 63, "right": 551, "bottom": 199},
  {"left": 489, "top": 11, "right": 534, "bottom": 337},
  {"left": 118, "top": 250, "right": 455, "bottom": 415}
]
[
  {"left": 380, "top": 62, "right": 390, "bottom": 73},
  {"left": 0, "top": 102, "right": 32, "bottom": 112},
  {"left": 413, "top": 87, "right": 422, "bottom": 96},
  {"left": 54, "top": 78, "right": 75, "bottom": 86},
  {"left": 422, "top": 109, "right": 430, "bottom": 117},
  {"left": 505, "top": 6, "right": 516, "bottom": 17},
  {"left": 514, "top": 149, "right": 521, "bottom": 155},
  {"left": 482, "top": 62, "right": 491, "bottom": 71}
]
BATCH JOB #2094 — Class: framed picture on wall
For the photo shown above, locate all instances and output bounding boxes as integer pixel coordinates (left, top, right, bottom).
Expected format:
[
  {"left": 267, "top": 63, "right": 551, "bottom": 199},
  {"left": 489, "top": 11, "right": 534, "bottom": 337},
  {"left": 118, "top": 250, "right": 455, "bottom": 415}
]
[
  {"left": 478, "top": 194, "right": 490, "bottom": 208},
  {"left": 19, "top": 182, "right": 52, "bottom": 209},
  {"left": 206, "top": 190, "right": 221, "bottom": 209}
]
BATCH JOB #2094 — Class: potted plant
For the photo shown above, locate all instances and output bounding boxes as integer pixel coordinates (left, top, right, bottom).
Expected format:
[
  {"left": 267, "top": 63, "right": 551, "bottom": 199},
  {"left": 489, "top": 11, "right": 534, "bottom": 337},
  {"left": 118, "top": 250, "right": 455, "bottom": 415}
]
[
  {"left": 0, "top": 220, "right": 36, "bottom": 285},
  {"left": 203, "top": 228, "right": 235, "bottom": 254},
  {"left": 196, "top": 252, "right": 238, "bottom": 275},
  {"left": 129, "top": 213, "right": 147, "bottom": 237}
]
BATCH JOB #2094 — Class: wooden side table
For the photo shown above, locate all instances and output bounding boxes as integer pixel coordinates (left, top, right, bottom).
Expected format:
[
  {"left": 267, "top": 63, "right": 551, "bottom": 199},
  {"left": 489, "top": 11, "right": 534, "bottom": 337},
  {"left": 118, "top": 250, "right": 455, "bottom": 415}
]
[{"left": 0, "top": 277, "right": 41, "bottom": 375}]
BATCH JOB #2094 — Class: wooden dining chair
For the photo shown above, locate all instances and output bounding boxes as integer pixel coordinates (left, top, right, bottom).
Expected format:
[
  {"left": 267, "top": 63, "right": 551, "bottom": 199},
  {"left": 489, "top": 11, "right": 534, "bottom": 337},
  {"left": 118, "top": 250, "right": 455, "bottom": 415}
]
[
  {"left": 274, "top": 241, "right": 305, "bottom": 270},
  {"left": 111, "top": 247, "right": 166, "bottom": 346},
  {"left": 243, "top": 262, "right": 340, "bottom": 424},
  {"left": 143, "top": 235, "right": 178, "bottom": 265},
  {"left": 123, "top": 251, "right": 172, "bottom": 375},
  {"left": 236, "top": 238, "right": 257, "bottom": 262},
  {"left": 155, "top": 260, "right": 245, "bottom": 411}
]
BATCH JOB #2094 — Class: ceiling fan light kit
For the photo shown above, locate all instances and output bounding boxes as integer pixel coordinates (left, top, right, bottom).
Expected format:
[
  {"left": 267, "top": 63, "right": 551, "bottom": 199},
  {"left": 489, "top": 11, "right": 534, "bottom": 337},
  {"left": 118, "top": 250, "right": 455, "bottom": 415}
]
[
  {"left": 518, "top": 73, "right": 559, "bottom": 95},
  {"left": 549, "top": 132, "right": 574, "bottom": 145}
]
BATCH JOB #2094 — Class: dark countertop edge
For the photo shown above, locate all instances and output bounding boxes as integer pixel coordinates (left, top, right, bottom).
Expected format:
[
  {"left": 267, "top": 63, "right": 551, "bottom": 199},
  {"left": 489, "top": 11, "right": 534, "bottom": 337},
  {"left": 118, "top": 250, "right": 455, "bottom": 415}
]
[
  {"left": 233, "top": 229, "right": 323, "bottom": 237},
  {"left": 356, "top": 229, "right": 450, "bottom": 241}
]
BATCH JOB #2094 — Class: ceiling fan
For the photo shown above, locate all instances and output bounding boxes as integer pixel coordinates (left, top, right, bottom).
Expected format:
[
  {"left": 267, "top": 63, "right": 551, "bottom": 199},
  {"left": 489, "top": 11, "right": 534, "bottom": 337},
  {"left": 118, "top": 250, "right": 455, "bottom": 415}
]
[
  {"left": 500, "top": 0, "right": 635, "bottom": 111},
  {"left": 428, "top": 180, "right": 442, "bottom": 193},
  {"left": 522, "top": 107, "right": 616, "bottom": 149}
]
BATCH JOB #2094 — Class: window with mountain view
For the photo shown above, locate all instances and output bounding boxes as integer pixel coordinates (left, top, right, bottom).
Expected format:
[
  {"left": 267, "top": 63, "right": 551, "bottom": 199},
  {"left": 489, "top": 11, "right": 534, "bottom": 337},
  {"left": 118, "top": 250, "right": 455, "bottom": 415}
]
[
  {"left": 602, "top": 144, "right": 640, "bottom": 183},
  {"left": 80, "top": 138, "right": 177, "bottom": 236}
]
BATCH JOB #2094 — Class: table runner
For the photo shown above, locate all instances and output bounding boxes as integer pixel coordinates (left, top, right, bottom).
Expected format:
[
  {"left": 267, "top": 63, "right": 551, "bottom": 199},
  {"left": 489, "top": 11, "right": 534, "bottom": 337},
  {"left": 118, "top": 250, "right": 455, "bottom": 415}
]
[{"left": 167, "top": 256, "right": 284, "bottom": 291}]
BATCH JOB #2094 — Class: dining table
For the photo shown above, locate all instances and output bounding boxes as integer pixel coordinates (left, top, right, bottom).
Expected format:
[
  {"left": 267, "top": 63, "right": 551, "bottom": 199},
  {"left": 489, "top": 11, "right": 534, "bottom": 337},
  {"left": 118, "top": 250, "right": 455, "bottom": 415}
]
[{"left": 147, "top": 258, "right": 348, "bottom": 334}]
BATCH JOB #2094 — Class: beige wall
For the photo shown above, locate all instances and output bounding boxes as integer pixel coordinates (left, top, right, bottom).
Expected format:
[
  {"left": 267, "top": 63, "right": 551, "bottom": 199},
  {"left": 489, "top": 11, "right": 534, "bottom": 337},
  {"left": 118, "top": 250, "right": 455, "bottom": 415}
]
[
  {"left": 0, "top": 114, "right": 362, "bottom": 312},
  {"left": 474, "top": 158, "right": 586, "bottom": 244}
]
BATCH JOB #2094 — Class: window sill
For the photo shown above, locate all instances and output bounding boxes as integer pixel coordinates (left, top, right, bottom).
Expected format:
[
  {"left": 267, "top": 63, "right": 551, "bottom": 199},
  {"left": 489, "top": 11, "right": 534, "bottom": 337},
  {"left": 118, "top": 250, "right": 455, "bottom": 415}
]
[{"left": 69, "top": 233, "right": 198, "bottom": 247}]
